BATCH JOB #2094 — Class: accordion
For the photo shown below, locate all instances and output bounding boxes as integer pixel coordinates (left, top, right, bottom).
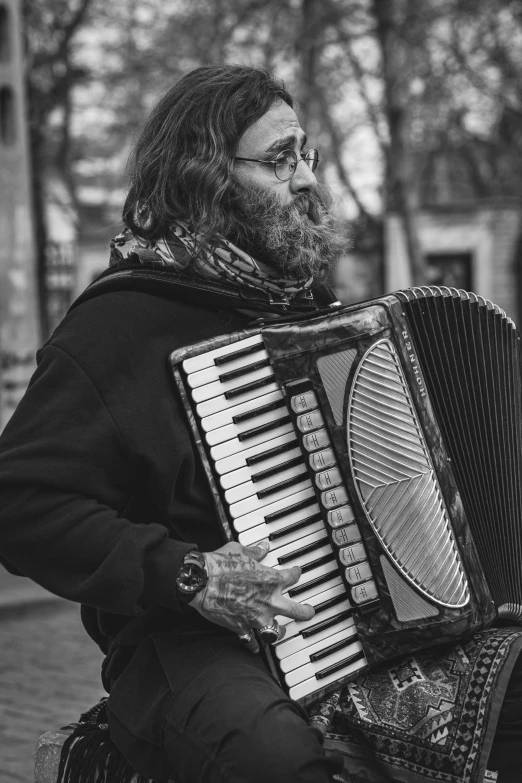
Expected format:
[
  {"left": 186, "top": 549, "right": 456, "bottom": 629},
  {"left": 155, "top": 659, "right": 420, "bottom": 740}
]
[{"left": 170, "top": 287, "right": 522, "bottom": 707}]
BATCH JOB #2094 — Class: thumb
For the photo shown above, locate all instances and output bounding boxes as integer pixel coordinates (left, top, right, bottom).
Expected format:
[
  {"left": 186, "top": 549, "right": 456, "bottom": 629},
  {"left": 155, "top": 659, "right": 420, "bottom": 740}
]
[{"left": 243, "top": 539, "right": 270, "bottom": 562}]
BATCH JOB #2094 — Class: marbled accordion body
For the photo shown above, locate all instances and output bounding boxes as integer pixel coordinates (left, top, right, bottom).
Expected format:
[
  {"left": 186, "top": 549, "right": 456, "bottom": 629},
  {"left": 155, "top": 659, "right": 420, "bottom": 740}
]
[{"left": 170, "top": 288, "right": 522, "bottom": 707}]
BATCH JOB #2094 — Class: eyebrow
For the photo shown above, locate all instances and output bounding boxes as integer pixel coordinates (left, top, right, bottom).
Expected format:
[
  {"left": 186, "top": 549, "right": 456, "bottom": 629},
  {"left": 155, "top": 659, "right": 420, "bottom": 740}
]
[{"left": 264, "top": 132, "right": 308, "bottom": 156}]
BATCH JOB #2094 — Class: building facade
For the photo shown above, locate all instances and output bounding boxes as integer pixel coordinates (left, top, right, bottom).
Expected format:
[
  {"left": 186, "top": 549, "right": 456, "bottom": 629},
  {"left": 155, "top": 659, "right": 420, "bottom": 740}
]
[{"left": 385, "top": 201, "right": 522, "bottom": 324}]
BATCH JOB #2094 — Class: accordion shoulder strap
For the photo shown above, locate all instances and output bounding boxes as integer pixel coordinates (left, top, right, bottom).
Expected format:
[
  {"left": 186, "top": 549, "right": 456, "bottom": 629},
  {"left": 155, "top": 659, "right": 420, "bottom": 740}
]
[{"left": 68, "top": 266, "right": 340, "bottom": 317}]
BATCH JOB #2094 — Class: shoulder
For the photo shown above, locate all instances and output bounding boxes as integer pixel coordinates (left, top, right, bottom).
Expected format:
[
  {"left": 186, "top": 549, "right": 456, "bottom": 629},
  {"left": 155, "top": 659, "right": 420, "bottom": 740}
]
[{"left": 46, "top": 290, "right": 248, "bottom": 379}]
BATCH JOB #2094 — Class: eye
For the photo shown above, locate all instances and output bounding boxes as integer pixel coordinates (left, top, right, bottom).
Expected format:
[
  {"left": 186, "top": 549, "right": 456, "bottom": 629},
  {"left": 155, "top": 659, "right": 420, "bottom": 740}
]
[{"left": 274, "top": 150, "right": 297, "bottom": 170}]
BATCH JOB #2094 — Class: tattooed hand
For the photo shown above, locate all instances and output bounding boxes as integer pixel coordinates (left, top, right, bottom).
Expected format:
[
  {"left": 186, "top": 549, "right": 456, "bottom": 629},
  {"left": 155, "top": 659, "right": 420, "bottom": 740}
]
[{"left": 188, "top": 539, "right": 315, "bottom": 652}]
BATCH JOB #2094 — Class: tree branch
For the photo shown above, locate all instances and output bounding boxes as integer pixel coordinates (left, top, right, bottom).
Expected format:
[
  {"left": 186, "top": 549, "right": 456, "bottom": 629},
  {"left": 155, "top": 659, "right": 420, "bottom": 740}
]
[{"left": 314, "top": 85, "right": 377, "bottom": 223}]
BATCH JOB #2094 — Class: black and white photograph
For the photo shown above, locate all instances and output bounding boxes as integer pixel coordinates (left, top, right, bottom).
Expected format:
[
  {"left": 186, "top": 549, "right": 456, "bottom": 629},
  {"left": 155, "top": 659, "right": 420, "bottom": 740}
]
[{"left": 1, "top": 1, "right": 522, "bottom": 781}]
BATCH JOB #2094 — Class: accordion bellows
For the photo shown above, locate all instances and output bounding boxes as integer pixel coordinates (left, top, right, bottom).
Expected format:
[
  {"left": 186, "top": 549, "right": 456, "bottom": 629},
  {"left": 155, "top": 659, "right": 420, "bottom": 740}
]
[{"left": 170, "top": 287, "right": 520, "bottom": 706}]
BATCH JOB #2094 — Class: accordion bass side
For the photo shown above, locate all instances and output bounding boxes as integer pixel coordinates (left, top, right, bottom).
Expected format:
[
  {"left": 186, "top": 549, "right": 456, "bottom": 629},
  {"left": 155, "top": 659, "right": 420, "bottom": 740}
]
[{"left": 170, "top": 288, "right": 521, "bottom": 707}]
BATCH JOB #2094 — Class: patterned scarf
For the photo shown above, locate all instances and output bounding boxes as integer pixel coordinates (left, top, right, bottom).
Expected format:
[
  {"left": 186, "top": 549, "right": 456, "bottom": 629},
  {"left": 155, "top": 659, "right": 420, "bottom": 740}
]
[{"left": 110, "top": 220, "right": 314, "bottom": 306}]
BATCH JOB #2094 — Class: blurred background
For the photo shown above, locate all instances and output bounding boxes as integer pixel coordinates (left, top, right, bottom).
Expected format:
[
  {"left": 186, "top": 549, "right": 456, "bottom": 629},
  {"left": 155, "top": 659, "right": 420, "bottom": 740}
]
[
  {"left": 2, "top": 0, "right": 522, "bottom": 428},
  {"left": 1, "top": 0, "right": 522, "bottom": 777}
]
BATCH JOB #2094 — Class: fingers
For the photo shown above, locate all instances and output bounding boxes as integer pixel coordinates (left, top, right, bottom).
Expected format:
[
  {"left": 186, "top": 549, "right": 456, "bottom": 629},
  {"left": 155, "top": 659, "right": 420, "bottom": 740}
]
[
  {"left": 237, "top": 629, "right": 260, "bottom": 654},
  {"left": 277, "top": 565, "right": 301, "bottom": 589},
  {"left": 274, "top": 594, "right": 315, "bottom": 623},
  {"left": 241, "top": 539, "right": 270, "bottom": 563}
]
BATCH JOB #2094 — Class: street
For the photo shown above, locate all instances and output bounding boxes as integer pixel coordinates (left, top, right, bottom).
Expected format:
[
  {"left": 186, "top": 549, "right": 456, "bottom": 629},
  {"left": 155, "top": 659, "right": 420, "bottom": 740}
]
[{"left": 0, "top": 598, "right": 104, "bottom": 782}]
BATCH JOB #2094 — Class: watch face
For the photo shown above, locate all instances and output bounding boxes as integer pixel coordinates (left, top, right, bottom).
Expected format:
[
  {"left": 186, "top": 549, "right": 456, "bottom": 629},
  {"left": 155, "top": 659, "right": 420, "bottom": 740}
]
[
  {"left": 180, "top": 564, "right": 204, "bottom": 590},
  {"left": 177, "top": 562, "right": 207, "bottom": 595}
]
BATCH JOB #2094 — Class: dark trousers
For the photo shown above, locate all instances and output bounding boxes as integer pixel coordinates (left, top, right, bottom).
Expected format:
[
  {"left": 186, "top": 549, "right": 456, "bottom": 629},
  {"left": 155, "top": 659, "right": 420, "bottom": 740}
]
[{"left": 106, "top": 626, "right": 343, "bottom": 783}]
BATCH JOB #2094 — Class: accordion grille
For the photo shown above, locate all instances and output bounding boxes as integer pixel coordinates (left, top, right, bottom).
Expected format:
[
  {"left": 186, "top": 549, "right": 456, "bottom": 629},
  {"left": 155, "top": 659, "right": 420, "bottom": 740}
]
[{"left": 348, "top": 340, "right": 470, "bottom": 609}]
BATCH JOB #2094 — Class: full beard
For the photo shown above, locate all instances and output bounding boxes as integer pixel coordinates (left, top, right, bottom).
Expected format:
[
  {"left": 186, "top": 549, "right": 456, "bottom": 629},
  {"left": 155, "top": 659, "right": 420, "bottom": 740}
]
[{"left": 228, "top": 184, "right": 348, "bottom": 281}]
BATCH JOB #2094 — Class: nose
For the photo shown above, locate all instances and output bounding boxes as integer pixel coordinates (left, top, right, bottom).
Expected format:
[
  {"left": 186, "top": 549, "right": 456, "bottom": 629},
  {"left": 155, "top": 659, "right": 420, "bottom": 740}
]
[{"left": 290, "top": 158, "right": 317, "bottom": 194}]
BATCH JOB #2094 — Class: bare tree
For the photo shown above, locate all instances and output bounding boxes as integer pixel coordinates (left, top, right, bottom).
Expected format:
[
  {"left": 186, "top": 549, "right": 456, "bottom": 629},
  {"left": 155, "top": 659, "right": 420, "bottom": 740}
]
[{"left": 23, "top": 0, "right": 94, "bottom": 338}]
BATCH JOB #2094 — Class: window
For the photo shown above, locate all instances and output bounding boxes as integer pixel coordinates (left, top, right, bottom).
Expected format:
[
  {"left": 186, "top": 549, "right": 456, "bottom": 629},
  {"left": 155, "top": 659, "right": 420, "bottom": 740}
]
[
  {"left": 0, "top": 5, "right": 10, "bottom": 63},
  {"left": 0, "top": 85, "right": 15, "bottom": 145},
  {"left": 425, "top": 252, "right": 473, "bottom": 291}
]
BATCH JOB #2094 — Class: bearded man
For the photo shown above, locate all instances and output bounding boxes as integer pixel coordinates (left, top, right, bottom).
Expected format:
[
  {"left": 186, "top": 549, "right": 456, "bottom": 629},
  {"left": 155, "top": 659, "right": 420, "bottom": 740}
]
[{"left": 0, "top": 66, "right": 348, "bottom": 783}]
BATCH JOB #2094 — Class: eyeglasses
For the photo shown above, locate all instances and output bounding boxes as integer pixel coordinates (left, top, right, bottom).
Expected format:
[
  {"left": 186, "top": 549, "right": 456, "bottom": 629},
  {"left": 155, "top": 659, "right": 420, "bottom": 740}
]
[{"left": 234, "top": 148, "right": 319, "bottom": 182}]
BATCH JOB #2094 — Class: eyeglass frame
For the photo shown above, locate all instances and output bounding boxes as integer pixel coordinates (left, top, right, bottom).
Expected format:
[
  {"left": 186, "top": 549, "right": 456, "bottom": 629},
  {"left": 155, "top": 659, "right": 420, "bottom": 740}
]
[{"left": 234, "top": 148, "right": 319, "bottom": 182}]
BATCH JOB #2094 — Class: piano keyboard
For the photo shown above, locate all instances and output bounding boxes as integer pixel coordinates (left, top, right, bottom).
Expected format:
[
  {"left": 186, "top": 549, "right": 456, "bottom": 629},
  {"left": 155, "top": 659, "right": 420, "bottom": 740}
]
[{"left": 182, "top": 333, "right": 379, "bottom": 701}]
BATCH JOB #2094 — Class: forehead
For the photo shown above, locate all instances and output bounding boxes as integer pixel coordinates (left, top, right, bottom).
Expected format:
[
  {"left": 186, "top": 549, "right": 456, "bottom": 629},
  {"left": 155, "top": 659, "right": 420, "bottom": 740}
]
[{"left": 236, "top": 100, "right": 304, "bottom": 155}]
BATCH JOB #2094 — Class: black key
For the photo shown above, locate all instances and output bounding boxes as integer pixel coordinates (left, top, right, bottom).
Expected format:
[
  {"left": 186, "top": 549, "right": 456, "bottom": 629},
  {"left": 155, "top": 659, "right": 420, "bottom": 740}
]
[
  {"left": 225, "top": 375, "right": 274, "bottom": 400},
  {"left": 310, "top": 634, "right": 358, "bottom": 663},
  {"left": 214, "top": 343, "right": 264, "bottom": 366},
  {"left": 278, "top": 536, "right": 329, "bottom": 565},
  {"left": 257, "top": 471, "right": 309, "bottom": 500},
  {"left": 301, "top": 609, "right": 354, "bottom": 639},
  {"left": 219, "top": 358, "right": 270, "bottom": 383},
  {"left": 238, "top": 415, "right": 292, "bottom": 442},
  {"left": 313, "top": 593, "right": 346, "bottom": 614},
  {"left": 246, "top": 438, "right": 299, "bottom": 467},
  {"left": 233, "top": 398, "right": 286, "bottom": 424},
  {"left": 265, "top": 495, "right": 317, "bottom": 524},
  {"left": 288, "top": 569, "right": 340, "bottom": 598},
  {"left": 315, "top": 650, "right": 365, "bottom": 680},
  {"left": 301, "top": 553, "right": 336, "bottom": 573},
  {"left": 269, "top": 512, "right": 323, "bottom": 541},
  {"left": 252, "top": 456, "right": 304, "bottom": 483}
]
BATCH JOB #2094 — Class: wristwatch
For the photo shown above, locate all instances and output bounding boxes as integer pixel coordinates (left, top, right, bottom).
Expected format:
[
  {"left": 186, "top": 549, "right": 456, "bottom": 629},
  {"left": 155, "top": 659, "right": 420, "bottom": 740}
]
[{"left": 175, "top": 550, "right": 208, "bottom": 604}]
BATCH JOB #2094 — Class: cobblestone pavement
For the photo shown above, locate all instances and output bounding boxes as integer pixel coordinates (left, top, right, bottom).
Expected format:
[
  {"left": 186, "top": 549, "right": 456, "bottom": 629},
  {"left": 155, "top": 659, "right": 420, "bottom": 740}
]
[{"left": 0, "top": 600, "right": 104, "bottom": 783}]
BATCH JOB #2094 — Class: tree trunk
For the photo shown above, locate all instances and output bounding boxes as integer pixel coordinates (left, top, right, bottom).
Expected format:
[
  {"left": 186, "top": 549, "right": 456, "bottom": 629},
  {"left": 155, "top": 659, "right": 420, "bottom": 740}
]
[
  {"left": 296, "top": 0, "right": 323, "bottom": 130},
  {"left": 28, "top": 125, "right": 50, "bottom": 341},
  {"left": 371, "top": 0, "right": 425, "bottom": 286}
]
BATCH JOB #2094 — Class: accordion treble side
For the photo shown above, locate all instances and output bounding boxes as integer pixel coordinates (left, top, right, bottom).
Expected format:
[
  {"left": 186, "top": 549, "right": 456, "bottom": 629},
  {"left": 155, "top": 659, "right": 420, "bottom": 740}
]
[{"left": 170, "top": 288, "right": 519, "bottom": 706}]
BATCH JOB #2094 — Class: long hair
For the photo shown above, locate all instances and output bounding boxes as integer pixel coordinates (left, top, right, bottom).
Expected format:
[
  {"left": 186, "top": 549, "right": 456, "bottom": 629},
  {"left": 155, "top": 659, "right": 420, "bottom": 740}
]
[{"left": 122, "top": 65, "right": 294, "bottom": 243}]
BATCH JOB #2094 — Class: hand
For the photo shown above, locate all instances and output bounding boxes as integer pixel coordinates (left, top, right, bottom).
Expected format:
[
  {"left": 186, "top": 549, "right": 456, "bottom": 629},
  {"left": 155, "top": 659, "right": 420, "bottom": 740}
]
[{"left": 188, "top": 540, "right": 315, "bottom": 653}]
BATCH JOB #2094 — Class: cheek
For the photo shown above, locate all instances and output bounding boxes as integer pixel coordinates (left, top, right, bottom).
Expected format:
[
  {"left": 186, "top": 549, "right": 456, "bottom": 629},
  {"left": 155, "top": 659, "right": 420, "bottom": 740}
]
[{"left": 235, "top": 167, "right": 293, "bottom": 205}]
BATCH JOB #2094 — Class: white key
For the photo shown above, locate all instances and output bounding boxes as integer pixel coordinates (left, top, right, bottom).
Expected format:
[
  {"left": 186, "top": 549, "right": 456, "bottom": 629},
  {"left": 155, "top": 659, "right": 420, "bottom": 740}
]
[
  {"left": 261, "top": 529, "right": 331, "bottom": 569},
  {"left": 276, "top": 614, "right": 355, "bottom": 660},
  {"left": 204, "top": 406, "right": 289, "bottom": 447},
  {"left": 279, "top": 586, "right": 351, "bottom": 642},
  {"left": 210, "top": 421, "right": 294, "bottom": 462},
  {"left": 285, "top": 639, "right": 364, "bottom": 687},
  {"left": 288, "top": 656, "right": 367, "bottom": 701},
  {"left": 224, "top": 462, "right": 308, "bottom": 505},
  {"left": 196, "top": 381, "right": 280, "bottom": 418},
  {"left": 237, "top": 514, "right": 323, "bottom": 550},
  {"left": 280, "top": 561, "right": 340, "bottom": 603},
  {"left": 229, "top": 479, "right": 312, "bottom": 520},
  {"left": 201, "top": 390, "right": 284, "bottom": 433},
  {"left": 191, "top": 365, "right": 274, "bottom": 404},
  {"left": 277, "top": 574, "right": 343, "bottom": 616},
  {"left": 215, "top": 433, "right": 299, "bottom": 477},
  {"left": 220, "top": 447, "right": 303, "bottom": 489},
  {"left": 183, "top": 334, "right": 264, "bottom": 374},
  {"left": 186, "top": 348, "right": 270, "bottom": 389},
  {"left": 280, "top": 626, "right": 359, "bottom": 673},
  {"left": 233, "top": 486, "right": 317, "bottom": 532},
  {"left": 239, "top": 519, "right": 324, "bottom": 553}
]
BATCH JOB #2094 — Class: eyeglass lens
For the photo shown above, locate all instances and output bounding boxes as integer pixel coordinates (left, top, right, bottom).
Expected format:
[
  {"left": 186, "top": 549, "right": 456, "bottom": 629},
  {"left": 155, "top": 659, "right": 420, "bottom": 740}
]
[{"left": 274, "top": 149, "right": 319, "bottom": 181}]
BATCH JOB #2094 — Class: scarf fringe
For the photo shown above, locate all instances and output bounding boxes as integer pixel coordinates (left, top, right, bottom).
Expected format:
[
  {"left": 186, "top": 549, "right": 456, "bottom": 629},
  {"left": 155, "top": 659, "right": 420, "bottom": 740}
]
[{"left": 56, "top": 699, "right": 157, "bottom": 783}]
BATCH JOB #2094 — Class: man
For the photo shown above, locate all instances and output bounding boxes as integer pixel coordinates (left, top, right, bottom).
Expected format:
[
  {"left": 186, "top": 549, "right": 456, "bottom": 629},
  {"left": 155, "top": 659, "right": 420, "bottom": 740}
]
[{"left": 0, "top": 66, "right": 348, "bottom": 782}]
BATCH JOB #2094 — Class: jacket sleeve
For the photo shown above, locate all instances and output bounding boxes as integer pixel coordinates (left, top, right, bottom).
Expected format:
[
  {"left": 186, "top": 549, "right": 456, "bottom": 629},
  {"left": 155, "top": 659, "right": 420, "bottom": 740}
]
[{"left": 0, "top": 343, "right": 195, "bottom": 615}]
